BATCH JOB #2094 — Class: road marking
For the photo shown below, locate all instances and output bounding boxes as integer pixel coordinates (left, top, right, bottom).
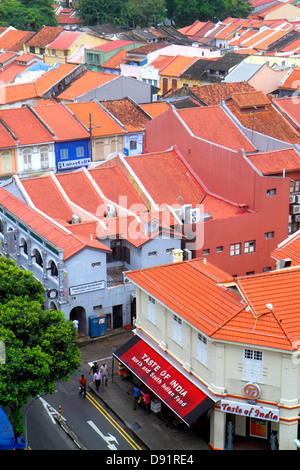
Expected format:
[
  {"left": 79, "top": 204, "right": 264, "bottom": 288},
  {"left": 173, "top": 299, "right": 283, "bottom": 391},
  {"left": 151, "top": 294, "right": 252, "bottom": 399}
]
[
  {"left": 86, "top": 392, "right": 142, "bottom": 450},
  {"left": 39, "top": 397, "right": 64, "bottom": 424},
  {"left": 88, "top": 420, "right": 119, "bottom": 450},
  {"left": 88, "top": 356, "right": 112, "bottom": 367}
]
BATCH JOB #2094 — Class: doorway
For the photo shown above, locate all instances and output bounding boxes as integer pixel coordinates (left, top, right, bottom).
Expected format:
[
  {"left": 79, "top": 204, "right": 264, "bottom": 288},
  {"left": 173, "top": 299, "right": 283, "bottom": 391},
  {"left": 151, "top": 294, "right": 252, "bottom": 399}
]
[
  {"left": 113, "top": 304, "right": 123, "bottom": 329},
  {"left": 70, "top": 306, "right": 87, "bottom": 336}
]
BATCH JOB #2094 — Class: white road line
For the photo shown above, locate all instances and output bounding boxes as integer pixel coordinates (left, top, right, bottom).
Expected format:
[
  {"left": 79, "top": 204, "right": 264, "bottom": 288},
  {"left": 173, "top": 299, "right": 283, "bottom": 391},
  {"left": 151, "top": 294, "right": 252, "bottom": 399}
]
[
  {"left": 88, "top": 356, "right": 112, "bottom": 367},
  {"left": 87, "top": 420, "right": 119, "bottom": 450}
]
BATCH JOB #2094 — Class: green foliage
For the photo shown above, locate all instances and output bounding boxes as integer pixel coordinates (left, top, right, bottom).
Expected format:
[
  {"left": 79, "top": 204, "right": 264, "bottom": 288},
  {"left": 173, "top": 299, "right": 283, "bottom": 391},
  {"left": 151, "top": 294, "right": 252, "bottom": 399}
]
[
  {"left": 0, "top": 0, "right": 57, "bottom": 30},
  {"left": 0, "top": 258, "right": 81, "bottom": 439},
  {"left": 123, "top": 0, "right": 167, "bottom": 28}
]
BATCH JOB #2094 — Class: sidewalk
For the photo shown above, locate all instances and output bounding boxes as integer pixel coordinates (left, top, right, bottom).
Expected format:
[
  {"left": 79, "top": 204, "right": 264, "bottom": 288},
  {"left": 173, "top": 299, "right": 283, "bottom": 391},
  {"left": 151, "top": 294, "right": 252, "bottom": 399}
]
[{"left": 78, "top": 329, "right": 211, "bottom": 451}]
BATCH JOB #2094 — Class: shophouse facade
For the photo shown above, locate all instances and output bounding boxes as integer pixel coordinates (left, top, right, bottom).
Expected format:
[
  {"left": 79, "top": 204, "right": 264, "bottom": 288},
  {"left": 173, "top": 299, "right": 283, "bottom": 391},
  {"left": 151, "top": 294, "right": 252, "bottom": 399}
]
[{"left": 119, "top": 254, "right": 300, "bottom": 450}]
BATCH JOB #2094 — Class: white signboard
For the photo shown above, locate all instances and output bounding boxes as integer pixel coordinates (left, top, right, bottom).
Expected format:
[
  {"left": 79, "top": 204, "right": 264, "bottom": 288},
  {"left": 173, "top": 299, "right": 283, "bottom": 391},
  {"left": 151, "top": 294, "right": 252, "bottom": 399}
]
[
  {"left": 221, "top": 400, "right": 279, "bottom": 422},
  {"left": 70, "top": 280, "right": 105, "bottom": 295}
]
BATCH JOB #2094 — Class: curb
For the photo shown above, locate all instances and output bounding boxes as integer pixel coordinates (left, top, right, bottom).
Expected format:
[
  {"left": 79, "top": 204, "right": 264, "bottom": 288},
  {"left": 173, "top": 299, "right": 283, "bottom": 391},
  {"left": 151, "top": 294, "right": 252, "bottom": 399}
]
[{"left": 54, "top": 415, "right": 87, "bottom": 450}]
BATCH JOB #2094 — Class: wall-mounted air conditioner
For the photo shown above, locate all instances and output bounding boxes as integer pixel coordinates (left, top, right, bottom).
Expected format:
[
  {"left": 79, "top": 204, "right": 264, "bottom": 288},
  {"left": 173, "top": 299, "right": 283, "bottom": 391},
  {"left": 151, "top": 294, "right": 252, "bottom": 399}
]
[
  {"left": 187, "top": 208, "right": 201, "bottom": 223},
  {"left": 106, "top": 204, "right": 116, "bottom": 218},
  {"left": 292, "top": 205, "right": 300, "bottom": 214},
  {"left": 295, "top": 214, "right": 300, "bottom": 222},
  {"left": 290, "top": 195, "right": 296, "bottom": 204}
]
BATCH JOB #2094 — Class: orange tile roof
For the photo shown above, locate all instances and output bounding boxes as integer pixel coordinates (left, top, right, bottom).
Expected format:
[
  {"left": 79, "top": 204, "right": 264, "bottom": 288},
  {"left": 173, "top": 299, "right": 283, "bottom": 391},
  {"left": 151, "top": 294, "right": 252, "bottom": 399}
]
[
  {"left": 56, "top": 70, "right": 116, "bottom": 101},
  {"left": 100, "top": 98, "right": 151, "bottom": 133},
  {"left": 279, "top": 68, "right": 300, "bottom": 89},
  {"left": 124, "top": 148, "right": 206, "bottom": 207},
  {"left": 272, "top": 231, "right": 300, "bottom": 266},
  {"left": 189, "top": 82, "right": 256, "bottom": 106},
  {"left": 32, "top": 102, "right": 90, "bottom": 141},
  {"left": 139, "top": 101, "right": 170, "bottom": 119},
  {"left": 0, "top": 30, "right": 34, "bottom": 52},
  {"left": 273, "top": 96, "right": 300, "bottom": 128},
  {"left": 25, "top": 26, "right": 63, "bottom": 48},
  {"left": 0, "top": 107, "right": 54, "bottom": 145},
  {"left": 247, "top": 148, "right": 300, "bottom": 174},
  {"left": 65, "top": 101, "right": 125, "bottom": 137},
  {"left": 21, "top": 174, "right": 75, "bottom": 224},
  {"left": 102, "top": 49, "right": 127, "bottom": 69},
  {"left": 127, "top": 255, "right": 300, "bottom": 350},
  {"left": 159, "top": 55, "right": 198, "bottom": 78},
  {"left": 126, "top": 258, "right": 243, "bottom": 336},
  {"left": 0, "top": 187, "right": 109, "bottom": 260},
  {"left": 56, "top": 170, "right": 106, "bottom": 217},
  {"left": 0, "top": 121, "right": 17, "bottom": 148},
  {"left": 88, "top": 165, "right": 148, "bottom": 212},
  {"left": 226, "top": 92, "right": 300, "bottom": 144},
  {"left": 176, "top": 106, "right": 256, "bottom": 152}
]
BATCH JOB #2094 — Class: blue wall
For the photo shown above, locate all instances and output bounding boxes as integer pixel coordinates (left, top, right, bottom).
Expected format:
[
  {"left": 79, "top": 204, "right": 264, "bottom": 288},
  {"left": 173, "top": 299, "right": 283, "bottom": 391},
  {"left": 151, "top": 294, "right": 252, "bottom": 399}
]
[{"left": 55, "top": 139, "right": 91, "bottom": 171}]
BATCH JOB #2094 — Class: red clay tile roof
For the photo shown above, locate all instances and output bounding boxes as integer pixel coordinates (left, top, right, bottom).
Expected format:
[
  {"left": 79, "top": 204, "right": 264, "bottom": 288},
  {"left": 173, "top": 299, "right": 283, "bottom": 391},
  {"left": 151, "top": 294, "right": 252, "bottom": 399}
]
[
  {"left": 127, "top": 255, "right": 300, "bottom": 350},
  {"left": 271, "top": 231, "right": 300, "bottom": 267},
  {"left": 65, "top": 101, "right": 125, "bottom": 137},
  {"left": 139, "top": 101, "right": 170, "bottom": 118},
  {"left": 47, "top": 31, "right": 82, "bottom": 50},
  {"left": 124, "top": 148, "right": 206, "bottom": 207},
  {"left": 56, "top": 70, "right": 116, "bottom": 101},
  {"left": 189, "top": 82, "right": 256, "bottom": 106},
  {"left": 0, "top": 187, "right": 109, "bottom": 259},
  {"left": 0, "top": 107, "right": 54, "bottom": 145},
  {"left": 226, "top": 92, "right": 300, "bottom": 144},
  {"left": 100, "top": 98, "right": 151, "bottom": 132},
  {"left": 25, "top": 26, "right": 64, "bottom": 48},
  {"left": 32, "top": 103, "right": 90, "bottom": 141},
  {"left": 159, "top": 55, "right": 198, "bottom": 78},
  {"left": 126, "top": 258, "right": 243, "bottom": 336},
  {"left": 273, "top": 96, "right": 300, "bottom": 129},
  {"left": 176, "top": 106, "right": 256, "bottom": 152},
  {"left": 247, "top": 148, "right": 300, "bottom": 174},
  {"left": 279, "top": 68, "right": 300, "bottom": 90},
  {"left": 0, "top": 30, "right": 34, "bottom": 52}
]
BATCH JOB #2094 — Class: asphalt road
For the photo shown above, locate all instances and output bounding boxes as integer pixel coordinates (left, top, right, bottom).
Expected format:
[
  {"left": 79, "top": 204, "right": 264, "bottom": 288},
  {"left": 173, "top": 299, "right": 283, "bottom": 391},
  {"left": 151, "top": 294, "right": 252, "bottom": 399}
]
[{"left": 24, "top": 364, "right": 145, "bottom": 451}]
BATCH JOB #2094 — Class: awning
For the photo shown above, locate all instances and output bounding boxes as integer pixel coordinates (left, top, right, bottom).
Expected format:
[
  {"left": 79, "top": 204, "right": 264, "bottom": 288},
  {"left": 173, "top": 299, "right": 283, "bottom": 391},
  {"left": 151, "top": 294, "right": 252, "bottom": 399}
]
[{"left": 113, "top": 335, "right": 215, "bottom": 426}]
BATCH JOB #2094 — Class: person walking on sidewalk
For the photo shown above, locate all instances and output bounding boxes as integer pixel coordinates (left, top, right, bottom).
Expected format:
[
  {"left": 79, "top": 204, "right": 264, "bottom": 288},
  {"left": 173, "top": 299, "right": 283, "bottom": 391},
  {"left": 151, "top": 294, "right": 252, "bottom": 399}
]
[
  {"left": 143, "top": 390, "right": 151, "bottom": 414},
  {"left": 89, "top": 361, "right": 98, "bottom": 375},
  {"left": 133, "top": 385, "right": 140, "bottom": 410},
  {"left": 93, "top": 370, "right": 102, "bottom": 391},
  {"left": 100, "top": 363, "right": 109, "bottom": 386},
  {"left": 79, "top": 375, "right": 87, "bottom": 398}
]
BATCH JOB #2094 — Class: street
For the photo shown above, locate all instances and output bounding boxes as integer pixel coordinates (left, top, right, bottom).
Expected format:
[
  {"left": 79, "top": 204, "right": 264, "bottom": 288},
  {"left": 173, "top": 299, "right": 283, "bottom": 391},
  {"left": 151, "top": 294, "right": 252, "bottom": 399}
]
[{"left": 24, "top": 332, "right": 146, "bottom": 451}]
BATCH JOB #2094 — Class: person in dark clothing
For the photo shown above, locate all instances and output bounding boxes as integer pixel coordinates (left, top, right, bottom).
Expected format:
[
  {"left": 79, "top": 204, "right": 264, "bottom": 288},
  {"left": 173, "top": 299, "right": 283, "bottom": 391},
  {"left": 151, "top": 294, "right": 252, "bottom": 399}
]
[{"left": 133, "top": 385, "right": 140, "bottom": 410}]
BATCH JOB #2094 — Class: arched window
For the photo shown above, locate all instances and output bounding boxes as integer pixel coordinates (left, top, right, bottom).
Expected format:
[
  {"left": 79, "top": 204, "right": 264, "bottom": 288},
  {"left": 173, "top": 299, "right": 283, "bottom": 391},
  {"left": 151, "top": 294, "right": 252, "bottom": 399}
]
[
  {"left": 23, "top": 148, "right": 32, "bottom": 171},
  {"left": 40, "top": 146, "right": 49, "bottom": 169},
  {"left": 20, "top": 238, "right": 28, "bottom": 256},
  {"left": 33, "top": 248, "right": 43, "bottom": 267},
  {"left": 49, "top": 260, "right": 58, "bottom": 278}
]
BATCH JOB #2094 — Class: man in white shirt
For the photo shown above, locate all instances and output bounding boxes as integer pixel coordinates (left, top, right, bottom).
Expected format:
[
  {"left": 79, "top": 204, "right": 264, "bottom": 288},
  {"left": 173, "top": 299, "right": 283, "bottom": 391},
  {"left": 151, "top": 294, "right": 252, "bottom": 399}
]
[{"left": 100, "top": 363, "right": 109, "bottom": 386}]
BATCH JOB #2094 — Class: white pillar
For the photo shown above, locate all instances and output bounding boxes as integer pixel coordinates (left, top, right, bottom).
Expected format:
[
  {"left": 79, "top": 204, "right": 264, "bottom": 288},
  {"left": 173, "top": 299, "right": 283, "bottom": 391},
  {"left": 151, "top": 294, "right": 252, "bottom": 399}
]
[{"left": 210, "top": 405, "right": 226, "bottom": 450}]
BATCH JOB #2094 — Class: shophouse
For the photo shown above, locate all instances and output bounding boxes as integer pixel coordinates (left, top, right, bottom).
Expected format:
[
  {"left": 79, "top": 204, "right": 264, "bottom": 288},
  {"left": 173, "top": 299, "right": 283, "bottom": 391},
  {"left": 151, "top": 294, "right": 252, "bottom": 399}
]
[{"left": 116, "top": 254, "right": 300, "bottom": 450}]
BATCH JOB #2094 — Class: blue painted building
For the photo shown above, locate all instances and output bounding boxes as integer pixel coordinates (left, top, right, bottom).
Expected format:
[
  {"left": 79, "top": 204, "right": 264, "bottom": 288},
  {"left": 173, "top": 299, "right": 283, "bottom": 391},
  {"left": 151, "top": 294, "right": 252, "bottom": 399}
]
[{"left": 55, "top": 138, "right": 91, "bottom": 171}]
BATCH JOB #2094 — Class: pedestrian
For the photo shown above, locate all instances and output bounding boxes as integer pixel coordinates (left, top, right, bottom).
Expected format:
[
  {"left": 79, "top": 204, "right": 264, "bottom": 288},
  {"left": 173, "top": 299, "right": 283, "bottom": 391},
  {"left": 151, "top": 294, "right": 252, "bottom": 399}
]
[
  {"left": 89, "top": 361, "right": 98, "bottom": 375},
  {"left": 100, "top": 363, "right": 109, "bottom": 386},
  {"left": 143, "top": 391, "right": 151, "bottom": 414},
  {"left": 79, "top": 375, "right": 86, "bottom": 398},
  {"left": 133, "top": 385, "right": 140, "bottom": 410},
  {"left": 93, "top": 370, "right": 102, "bottom": 391}
]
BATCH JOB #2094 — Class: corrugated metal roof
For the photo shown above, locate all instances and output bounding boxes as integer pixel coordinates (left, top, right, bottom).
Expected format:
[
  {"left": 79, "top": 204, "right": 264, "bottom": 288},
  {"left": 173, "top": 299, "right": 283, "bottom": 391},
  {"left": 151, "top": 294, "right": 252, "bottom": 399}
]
[{"left": 224, "top": 61, "right": 264, "bottom": 82}]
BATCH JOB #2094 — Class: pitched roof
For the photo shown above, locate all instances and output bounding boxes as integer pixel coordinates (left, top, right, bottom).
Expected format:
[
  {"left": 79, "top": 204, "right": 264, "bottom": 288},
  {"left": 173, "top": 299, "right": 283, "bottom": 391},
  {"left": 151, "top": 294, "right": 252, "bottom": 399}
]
[
  {"left": 139, "top": 101, "right": 170, "bottom": 118},
  {"left": 65, "top": 101, "right": 125, "bottom": 137},
  {"left": 100, "top": 97, "right": 151, "bottom": 132},
  {"left": 125, "top": 258, "right": 243, "bottom": 337},
  {"left": 159, "top": 55, "right": 198, "bottom": 78},
  {"left": 47, "top": 31, "right": 82, "bottom": 50},
  {"left": 25, "top": 26, "right": 63, "bottom": 48},
  {"left": 273, "top": 96, "right": 300, "bottom": 129},
  {"left": 31, "top": 102, "right": 90, "bottom": 141},
  {"left": 188, "top": 81, "right": 256, "bottom": 105},
  {"left": 0, "top": 186, "right": 109, "bottom": 260},
  {"left": 176, "top": 105, "right": 256, "bottom": 152},
  {"left": 279, "top": 68, "right": 300, "bottom": 90},
  {"left": 127, "top": 255, "right": 300, "bottom": 351},
  {"left": 0, "top": 107, "right": 54, "bottom": 145},
  {"left": 102, "top": 49, "right": 127, "bottom": 69},
  {"left": 247, "top": 147, "right": 300, "bottom": 174},
  {"left": 0, "top": 30, "right": 34, "bottom": 52},
  {"left": 225, "top": 91, "right": 300, "bottom": 144},
  {"left": 56, "top": 70, "right": 116, "bottom": 101},
  {"left": 271, "top": 230, "right": 300, "bottom": 266}
]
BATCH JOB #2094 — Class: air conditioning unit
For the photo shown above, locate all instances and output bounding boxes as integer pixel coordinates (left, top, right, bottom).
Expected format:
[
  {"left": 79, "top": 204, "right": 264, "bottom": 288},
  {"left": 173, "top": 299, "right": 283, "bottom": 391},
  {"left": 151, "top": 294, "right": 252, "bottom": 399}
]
[
  {"left": 187, "top": 208, "right": 201, "bottom": 223},
  {"left": 290, "top": 195, "right": 296, "bottom": 204},
  {"left": 71, "top": 214, "right": 80, "bottom": 224},
  {"left": 295, "top": 214, "right": 300, "bottom": 222},
  {"left": 292, "top": 205, "right": 300, "bottom": 214},
  {"left": 183, "top": 249, "right": 192, "bottom": 260},
  {"left": 173, "top": 208, "right": 182, "bottom": 222},
  {"left": 182, "top": 204, "right": 192, "bottom": 222},
  {"left": 106, "top": 204, "right": 116, "bottom": 218},
  {"left": 296, "top": 195, "right": 300, "bottom": 204},
  {"left": 289, "top": 214, "right": 292, "bottom": 223}
]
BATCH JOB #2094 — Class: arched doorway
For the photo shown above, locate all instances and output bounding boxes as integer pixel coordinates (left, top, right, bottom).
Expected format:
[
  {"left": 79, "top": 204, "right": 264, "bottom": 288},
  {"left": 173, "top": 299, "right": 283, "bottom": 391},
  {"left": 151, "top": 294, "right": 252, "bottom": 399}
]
[{"left": 70, "top": 306, "right": 87, "bottom": 336}]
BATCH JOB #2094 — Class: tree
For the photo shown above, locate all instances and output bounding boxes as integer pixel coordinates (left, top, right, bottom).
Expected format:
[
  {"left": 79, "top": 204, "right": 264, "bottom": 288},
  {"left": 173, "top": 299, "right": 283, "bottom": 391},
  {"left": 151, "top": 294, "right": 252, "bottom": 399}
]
[
  {"left": 77, "top": 0, "right": 125, "bottom": 26},
  {"left": 172, "top": 0, "right": 252, "bottom": 27},
  {"left": 0, "top": 258, "right": 80, "bottom": 440},
  {"left": 0, "top": 0, "right": 57, "bottom": 30},
  {"left": 123, "top": 0, "right": 166, "bottom": 28}
]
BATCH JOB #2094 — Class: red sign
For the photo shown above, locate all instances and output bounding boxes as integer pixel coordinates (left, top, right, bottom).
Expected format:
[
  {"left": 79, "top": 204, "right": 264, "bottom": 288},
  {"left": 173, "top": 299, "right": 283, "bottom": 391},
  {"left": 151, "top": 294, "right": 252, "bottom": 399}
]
[{"left": 114, "top": 336, "right": 214, "bottom": 425}]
